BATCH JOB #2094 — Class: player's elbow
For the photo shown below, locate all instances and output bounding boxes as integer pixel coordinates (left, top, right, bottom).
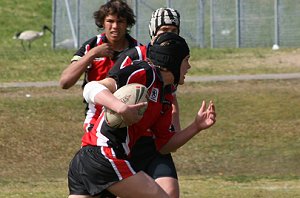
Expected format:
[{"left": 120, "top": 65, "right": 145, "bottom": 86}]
[
  {"left": 159, "top": 146, "right": 177, "bottom": 155},
  {"left": 59, "top": 77, "right": 73, "bottom": 89}
]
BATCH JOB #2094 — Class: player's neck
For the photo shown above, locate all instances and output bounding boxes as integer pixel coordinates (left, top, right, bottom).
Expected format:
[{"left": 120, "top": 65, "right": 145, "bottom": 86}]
[
  {"left": 110, "top": 37, "right": 129, "bottom": 52},
  {"left": 160, "top": 70, "right": 174, "bottom": 85}
]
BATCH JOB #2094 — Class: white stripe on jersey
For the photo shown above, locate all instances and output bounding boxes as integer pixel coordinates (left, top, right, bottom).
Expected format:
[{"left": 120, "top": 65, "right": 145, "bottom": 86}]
[
  {"left": 101, "top": 146, "right": 136, "bottom": 180},
  {"left": 135, "top": 46, "right": 143, "bottom": 60},
  {"left": 96, "top": 34, "right": 103, "bottom": 44},
  {"left": 101, "top": 147, "right": 122, "bottom": 180},
  {"left": 96, "top": 115, "right": 109, "bottom": 147},
  {"left": 122, "top": 129, "right": 130, "bottom": 155},
  {"left": 125, "top": 160, "right": 136, "bottom": 175},
  {"left": 120, "top": 56, "right": 130, "bottom": 70},
  {"left": 84, "top": 102, "right": 97, "bottom": 125},
  {"left": 125, "top": 67, "right": 156, "bottom": 89},
  {"left": 149, "top": 67, "right": 156, "bottom": 88},
  {"left": 126, "top": 68, "right": 145, "bottom": 85}
]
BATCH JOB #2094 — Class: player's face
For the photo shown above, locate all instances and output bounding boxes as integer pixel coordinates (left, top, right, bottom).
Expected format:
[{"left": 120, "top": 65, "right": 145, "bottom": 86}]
[
  {"left": 179, "top": 55, "right": 191, "bottom": 85},
  {"left": 103, "top": 14, "right": 128, "bottom": 43},
  {"left": 151, "top": 25, "right": 179, "bottom": 44},
  {"left": 156, "top": 25, "right": 179, "bottom": 35}
]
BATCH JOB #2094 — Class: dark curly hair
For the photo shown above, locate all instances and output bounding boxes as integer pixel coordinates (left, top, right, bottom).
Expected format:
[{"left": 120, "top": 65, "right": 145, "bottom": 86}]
[{"left": 93, "top": 0, "right": 136, "bottom": 30}]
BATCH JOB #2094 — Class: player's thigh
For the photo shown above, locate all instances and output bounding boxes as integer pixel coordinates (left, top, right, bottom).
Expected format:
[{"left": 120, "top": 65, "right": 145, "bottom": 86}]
[
  {"left": 69, "top": 195, "right": 96, "bottom": 198},
  {"left": 107, "top": 171, "right": 169, "bottom": 198},
  {"left": 155, "top": 177, "right": 179, "bottom": 198},
  {"left": 146, "top": 153, "right": 179, "bottom": 198},
  {"left": 147, "top": 153, "right": 178, "bottom": 179}
]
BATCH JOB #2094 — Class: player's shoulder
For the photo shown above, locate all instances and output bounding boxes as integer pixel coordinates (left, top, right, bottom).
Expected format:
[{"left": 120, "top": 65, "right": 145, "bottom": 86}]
[
  {"left": 110, "top": 60, "right": 154, "bottom": 81},
  {"left": 73, "top": 36, "right": 99, "bottom": 57},
  {"left": 122, "top": 45, "right": 147, "bottom": 60},
  {"left": 81, "top": 36, "right": 99, "bottom": 48},
  {"left": 126, "top": 33, "right": 143, "bottom": 47},
  {"left": 112, "top": 60, "right": 150, "bottom": 74}
]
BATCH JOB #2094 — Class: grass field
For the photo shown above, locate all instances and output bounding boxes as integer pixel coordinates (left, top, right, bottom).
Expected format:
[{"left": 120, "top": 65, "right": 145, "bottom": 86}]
[
  {"left": 1, "top": 0, "right": 300, "bottom": 197},
  {"left": 1, "top": 80, "right": 300, "bottom": 197}
]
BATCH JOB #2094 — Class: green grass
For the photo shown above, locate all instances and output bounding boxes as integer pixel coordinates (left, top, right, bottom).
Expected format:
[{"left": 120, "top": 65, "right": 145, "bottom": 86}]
[
  {"left": 1, "top": 0, "right": 300, "bottom": 197},
  {"left": 1, "top": 80, "right": 300, "bottom": 197}
]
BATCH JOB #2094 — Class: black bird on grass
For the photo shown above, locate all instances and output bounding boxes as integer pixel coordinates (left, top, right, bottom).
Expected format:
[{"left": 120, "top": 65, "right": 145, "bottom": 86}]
[{"left": 13, "top": 25, "right": 53, "bottom": 50}]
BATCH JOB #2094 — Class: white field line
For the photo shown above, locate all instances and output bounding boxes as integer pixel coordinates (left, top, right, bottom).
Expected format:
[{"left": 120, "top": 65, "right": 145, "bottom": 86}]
[
  {"left": 1, "top": 73, "right": 300, "bottom": 88},
  {"left": 232, "top": 183, "right": 300, "bottom": 191}
]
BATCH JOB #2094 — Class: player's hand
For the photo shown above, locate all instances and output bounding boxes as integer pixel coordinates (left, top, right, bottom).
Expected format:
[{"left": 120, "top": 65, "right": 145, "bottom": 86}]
[
  {"left": 92, "top": 43, "right": 114, "bottom": 58},
  {"left": 195, "top": 100, "right": 216, "bottom": 131},
  {"left": 118, "top": 102, "right": 148, "bottom": 126}
]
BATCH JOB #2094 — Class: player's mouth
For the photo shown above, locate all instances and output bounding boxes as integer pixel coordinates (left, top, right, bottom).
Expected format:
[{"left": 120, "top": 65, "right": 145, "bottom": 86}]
[{"left": 110, "top": 31, "right": 120, "bottom": 37}]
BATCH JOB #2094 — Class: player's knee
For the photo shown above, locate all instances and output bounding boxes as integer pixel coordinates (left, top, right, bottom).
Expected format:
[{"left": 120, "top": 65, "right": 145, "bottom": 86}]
[{"left": 138, "top": 173, "right": 169, "bottom": 197}]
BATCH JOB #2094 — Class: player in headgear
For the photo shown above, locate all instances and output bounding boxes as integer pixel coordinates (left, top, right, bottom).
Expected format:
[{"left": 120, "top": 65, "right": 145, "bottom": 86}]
[
  {"left": 148, "top": 7, "right": 180, "bottom": 39},
  {"left": 148, "top": 32, "right": 189, "bottom": 85},
  {"left": 67, "top": 31, "right": 216, "bottom": 198}
]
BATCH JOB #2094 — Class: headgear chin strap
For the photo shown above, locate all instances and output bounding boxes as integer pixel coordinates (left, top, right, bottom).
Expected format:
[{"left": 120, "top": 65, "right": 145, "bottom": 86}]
[{"left": 147, "top": 32, "right": 189, "bottom": 84}]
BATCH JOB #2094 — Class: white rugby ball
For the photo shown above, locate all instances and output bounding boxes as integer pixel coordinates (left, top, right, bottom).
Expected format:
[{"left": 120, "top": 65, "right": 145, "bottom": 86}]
[{"left": 104, "top": 83, "right": 148, "bottom": 128}]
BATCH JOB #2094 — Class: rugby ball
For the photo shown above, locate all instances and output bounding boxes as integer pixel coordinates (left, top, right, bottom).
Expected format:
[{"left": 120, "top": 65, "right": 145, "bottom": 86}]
[{"left": 104, "top": 83, "right": 148, "bottom": 128}]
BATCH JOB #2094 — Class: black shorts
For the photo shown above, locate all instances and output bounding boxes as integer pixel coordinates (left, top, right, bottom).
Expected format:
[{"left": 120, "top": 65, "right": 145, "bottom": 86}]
[
  {"left": 129, "top": 136, "right": 178, "bottom": 179},
  {"left": 68, "top": 146, "right": 136, "bottom": 197}
]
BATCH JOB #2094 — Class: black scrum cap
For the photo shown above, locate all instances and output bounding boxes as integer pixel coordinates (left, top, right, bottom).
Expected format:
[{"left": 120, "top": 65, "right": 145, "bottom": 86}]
[{"left": 147, "top": 32, "right": 189, "bottom": 84}]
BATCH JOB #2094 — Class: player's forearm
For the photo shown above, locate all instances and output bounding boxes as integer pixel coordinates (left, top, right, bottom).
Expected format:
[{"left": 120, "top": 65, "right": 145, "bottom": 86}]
[
  {"left": 60, "top": 62, "right": 85, "bottom": 89},
  {"left": 94, "top": 89, "right": 127, "bottom": 114},
  {"left": 83, "top": 80, "right": 126, "bottom": 114},
  {"left": 60, "top": 51, "right": 98, "bottom": 89},
  {"left": 171, "top": 98, "right": 181, "bottom": 131},
  {"left": 159, "top": 121, "right": 200, "bottom": 154}
]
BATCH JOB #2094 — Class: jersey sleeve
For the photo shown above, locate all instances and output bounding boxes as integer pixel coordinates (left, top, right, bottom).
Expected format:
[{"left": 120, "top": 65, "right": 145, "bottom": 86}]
[{"left": 71, "top": 36, "right": 98, "bottom": 62}]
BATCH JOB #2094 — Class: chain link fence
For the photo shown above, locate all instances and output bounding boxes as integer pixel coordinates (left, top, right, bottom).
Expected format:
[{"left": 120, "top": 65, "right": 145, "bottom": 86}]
[{"left": 52, "top": 0, "right": 300, "bottom": 49}]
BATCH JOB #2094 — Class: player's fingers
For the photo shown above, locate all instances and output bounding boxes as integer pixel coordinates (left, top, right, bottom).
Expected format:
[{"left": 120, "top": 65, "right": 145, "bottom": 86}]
[
  {"left": 210, "top": 101, "right": 215, "bottom": 111},
  {"left": 135, "top": 102, "right": 148, "bottom": 108},
  {"left": 209, "top": 111, "right": 216, "bottom": 120},
  {"left": 199, "top": 100, "right": 206, "bottom": 113}
]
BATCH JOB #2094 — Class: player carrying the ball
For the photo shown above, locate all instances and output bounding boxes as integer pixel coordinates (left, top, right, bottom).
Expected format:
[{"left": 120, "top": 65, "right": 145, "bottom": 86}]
[{"left": 67, "top": 32, "right": 216, "bottom": 198}]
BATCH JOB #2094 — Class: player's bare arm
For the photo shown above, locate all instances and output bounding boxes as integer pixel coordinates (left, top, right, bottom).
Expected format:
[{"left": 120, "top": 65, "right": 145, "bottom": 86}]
[
  {"left": 159, "top": 100, "right": 216, "bottom": 154},
  {"left": 59, "top": 43, "right": 114, "bottom": 89},
  {"left": 84, "top": 79, "right": 147, "bottom": 126}
]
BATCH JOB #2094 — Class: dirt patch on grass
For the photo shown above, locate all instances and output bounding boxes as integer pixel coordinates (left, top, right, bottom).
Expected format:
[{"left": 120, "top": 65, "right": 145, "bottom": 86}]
[
  {"left": 178, "top": 79, "right": 300, "bottom": 95},
  {"left": 265, "top": 49, "right": 300, "bottom": 67}
]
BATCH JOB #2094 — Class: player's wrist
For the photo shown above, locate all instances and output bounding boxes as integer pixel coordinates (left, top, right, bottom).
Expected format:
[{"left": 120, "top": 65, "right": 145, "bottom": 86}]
[{"left": 115, "top": 103, "right": 128, "bottom": 114}]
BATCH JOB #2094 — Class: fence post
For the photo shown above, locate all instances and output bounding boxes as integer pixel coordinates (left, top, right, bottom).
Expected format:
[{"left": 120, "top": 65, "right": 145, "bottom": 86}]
[
  {"left": 133, "top": 0, "right": 138, "bottom": 39},
  {"left": 197, "top": 0, "right": 205, "bottom": 48},
  {"left": 52, "top": 0, "right": 56, "bottom": 49},
  {"left": 236, "top": 0, "right": 241, "bottom": 48},
  {"left": 76, "top": 0, "right": 80, "bottom": 49},
  {"left": 274, "top": 0, "right": 280, "bottom": 46},
  {"left": 210, "top": 0, "right": 215, "bottom": 48},
  {"left": 167, "top": 0, "right": 171, "bottom": 7},
  {"left": 64, "top": 0, "right": 78, "bottom": 49}
]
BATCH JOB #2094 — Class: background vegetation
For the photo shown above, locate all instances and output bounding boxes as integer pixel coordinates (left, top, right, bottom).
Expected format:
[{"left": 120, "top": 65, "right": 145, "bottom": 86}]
[
  {"left": 1, "top": 1, "right": 300, "bottom": 83},
  {"left": 0, "top": 0, "right": 300, "bottom": 197}
]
